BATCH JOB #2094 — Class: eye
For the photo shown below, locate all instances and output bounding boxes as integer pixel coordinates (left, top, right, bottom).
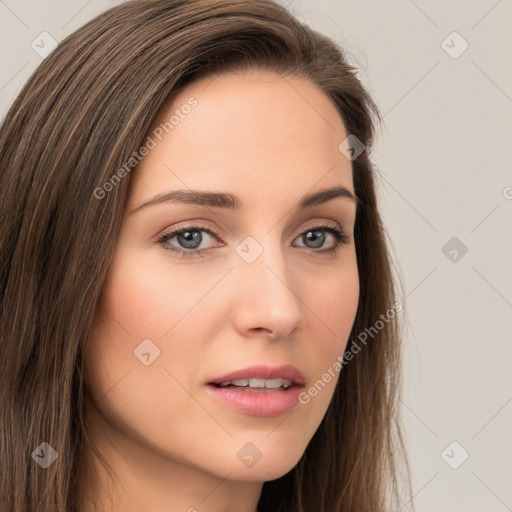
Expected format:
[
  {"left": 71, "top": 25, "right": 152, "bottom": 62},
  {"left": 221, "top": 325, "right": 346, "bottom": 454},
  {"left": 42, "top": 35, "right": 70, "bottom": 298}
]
[
  {"left": 293, "top": 223, "right": 350, "bottom": 253},
  {"left": 156, "top": 222, "right": 350, "bottom": 257},
  {"left": 156, "top": 225, "right": 220, "bottom": 256}
]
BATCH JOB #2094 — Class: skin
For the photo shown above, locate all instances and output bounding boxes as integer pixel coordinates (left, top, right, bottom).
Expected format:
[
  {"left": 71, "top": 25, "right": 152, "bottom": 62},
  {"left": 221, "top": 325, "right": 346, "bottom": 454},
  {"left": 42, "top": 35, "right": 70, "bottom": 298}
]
[{"left": 80, "top": 68, "right": 360, "bottom": 512}]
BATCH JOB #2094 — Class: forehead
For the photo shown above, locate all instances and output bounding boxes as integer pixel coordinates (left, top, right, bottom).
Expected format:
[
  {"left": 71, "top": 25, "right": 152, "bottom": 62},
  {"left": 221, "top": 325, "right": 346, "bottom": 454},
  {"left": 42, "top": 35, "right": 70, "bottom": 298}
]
[{"left": 127, "top": 69, "right": 353, "bottom": 206}]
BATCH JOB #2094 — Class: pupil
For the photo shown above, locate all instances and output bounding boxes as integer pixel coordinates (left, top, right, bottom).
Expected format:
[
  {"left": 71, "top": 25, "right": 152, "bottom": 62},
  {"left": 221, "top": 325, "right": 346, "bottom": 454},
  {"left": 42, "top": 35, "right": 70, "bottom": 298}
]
[
  {"left": 305, "top": 230, "right": 325, "bottom": 248},
  {"left": 178, "top": 230, "right": 202, "bottom": 249}
]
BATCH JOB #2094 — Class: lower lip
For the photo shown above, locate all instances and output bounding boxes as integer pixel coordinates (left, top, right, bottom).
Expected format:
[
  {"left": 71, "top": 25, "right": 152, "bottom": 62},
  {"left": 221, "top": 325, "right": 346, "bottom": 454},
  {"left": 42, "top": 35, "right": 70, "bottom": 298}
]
[{"left": 205, "top": 384, "right": 303, "bottom": 417}]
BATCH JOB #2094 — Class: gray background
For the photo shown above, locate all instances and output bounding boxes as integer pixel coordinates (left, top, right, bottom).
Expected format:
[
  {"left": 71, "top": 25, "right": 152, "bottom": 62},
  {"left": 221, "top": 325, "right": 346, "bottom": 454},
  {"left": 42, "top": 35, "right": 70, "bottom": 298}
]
[{"left": 1, "top": 1, "right": 511, "bottom": 510}]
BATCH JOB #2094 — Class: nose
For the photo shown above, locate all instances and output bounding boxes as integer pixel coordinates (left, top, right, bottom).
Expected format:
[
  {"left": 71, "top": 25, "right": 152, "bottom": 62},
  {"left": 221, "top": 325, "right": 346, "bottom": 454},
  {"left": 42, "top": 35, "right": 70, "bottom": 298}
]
[{"left": 231, "top": 239, "right": 303, "bottom": 340}]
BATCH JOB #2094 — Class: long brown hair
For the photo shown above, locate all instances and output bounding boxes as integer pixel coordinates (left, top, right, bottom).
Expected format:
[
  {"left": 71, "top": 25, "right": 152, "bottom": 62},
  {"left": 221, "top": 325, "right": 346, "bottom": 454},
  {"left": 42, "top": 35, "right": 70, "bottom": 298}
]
[{"left": 0, "top": 1, "right": 410, "bottom": 510}]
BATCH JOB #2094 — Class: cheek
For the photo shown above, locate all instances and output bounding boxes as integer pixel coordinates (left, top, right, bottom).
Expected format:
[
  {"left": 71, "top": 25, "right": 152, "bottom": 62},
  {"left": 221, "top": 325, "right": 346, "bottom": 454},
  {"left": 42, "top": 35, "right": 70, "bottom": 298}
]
[
  {"left": 83, "top": 256, "right": 214, "bottom": 420},
  {"left": 307, "top": 253, "right": 359, "bottom": 353},
  {"left": 97, "top": 262, "right": 175, "bottom": 339},
  {"left": 97, "top": 248, "right": 226, "bottom": 340},
  {"left": 82, "top": 256, "right": 214, "bottom": 465},
  {"left": 322, "top": 265, "right": 359, "bottom": 342},
  {"left": 83, "top": 248, "right": 228, "bottom": 425},
  {"left": 297, "top": 256, "right": 359, "bottom": 411}
]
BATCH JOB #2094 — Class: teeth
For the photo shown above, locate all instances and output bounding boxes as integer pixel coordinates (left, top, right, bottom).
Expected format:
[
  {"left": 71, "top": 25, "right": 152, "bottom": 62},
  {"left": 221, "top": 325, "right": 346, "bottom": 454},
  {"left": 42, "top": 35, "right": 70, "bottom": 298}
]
[
  {"left": 248, "top": 378, "right": 266, "bottom": 388},
  {"left": 264, "top": 378, "right": 291, "bottom": 389},
  {"left": 217, "top": 378, "right": 293, "bottom": 389},
  {"left": 231, "top": 379, "right": 249, "bottom": 386}
]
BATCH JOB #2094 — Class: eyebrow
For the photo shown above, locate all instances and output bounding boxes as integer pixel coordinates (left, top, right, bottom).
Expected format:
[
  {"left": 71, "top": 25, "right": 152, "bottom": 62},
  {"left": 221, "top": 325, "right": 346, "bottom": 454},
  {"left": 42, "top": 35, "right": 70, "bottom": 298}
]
[{"left": 130, "top": 185, "right": 358, "bottom": 214}]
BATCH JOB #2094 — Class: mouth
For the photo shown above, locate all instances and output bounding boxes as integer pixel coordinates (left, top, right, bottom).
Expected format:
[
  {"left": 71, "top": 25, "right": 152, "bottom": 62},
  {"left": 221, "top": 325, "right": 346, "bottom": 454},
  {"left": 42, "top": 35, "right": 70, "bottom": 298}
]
[
  {"left": 210, "top": 377, "right": 294, "bottom": 392},
  {"left": 205, "top": 364, "right": 305, "bottom": 417}
]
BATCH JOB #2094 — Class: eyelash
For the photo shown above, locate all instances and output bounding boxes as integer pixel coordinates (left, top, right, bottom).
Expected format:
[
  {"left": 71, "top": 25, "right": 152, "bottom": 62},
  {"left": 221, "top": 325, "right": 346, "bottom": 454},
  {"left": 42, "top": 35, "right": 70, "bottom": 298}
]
[{"left": 156, "top": 222, "right": 350, "bottom": 258}]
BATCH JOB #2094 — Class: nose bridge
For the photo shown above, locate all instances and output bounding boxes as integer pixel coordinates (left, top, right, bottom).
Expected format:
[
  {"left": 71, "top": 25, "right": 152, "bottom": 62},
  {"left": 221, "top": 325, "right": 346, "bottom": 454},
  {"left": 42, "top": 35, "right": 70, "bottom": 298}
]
[{"left": 231, "top": 232, "right": 303, "bottom": 336}]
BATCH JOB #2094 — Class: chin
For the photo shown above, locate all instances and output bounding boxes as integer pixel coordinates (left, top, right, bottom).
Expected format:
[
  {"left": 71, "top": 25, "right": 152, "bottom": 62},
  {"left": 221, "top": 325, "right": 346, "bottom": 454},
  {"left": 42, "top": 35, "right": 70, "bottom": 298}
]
[
  {"left": 224, "top": 457, "right": 300, "bottom": 482},
  {"left": 202, "top": 434, "right": 308, "bottom": 482}
]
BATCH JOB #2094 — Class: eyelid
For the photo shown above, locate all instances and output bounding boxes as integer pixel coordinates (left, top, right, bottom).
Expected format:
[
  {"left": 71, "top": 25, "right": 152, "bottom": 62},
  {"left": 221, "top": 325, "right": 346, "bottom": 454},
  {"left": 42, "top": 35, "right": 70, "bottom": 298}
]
[
  {"left": 297, "top": 219, "right": 343, "bottom": 234},
  {"left": 156, "top": 218, "right": 345, "bottom": 240}
]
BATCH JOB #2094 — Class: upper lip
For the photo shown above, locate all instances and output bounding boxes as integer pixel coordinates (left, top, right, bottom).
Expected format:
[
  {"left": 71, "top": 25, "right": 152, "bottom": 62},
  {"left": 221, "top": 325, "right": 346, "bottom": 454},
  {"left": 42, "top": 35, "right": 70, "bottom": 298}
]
[{"left": 208, "top": 364, "right": 305, "bottom": 386}]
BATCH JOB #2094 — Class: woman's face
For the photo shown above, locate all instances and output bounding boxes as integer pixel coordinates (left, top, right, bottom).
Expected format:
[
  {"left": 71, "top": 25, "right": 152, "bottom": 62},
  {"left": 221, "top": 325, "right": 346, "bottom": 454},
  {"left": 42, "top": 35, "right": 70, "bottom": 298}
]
[{"left": 84, "top": 69, "right": 359, "bottom": 483}]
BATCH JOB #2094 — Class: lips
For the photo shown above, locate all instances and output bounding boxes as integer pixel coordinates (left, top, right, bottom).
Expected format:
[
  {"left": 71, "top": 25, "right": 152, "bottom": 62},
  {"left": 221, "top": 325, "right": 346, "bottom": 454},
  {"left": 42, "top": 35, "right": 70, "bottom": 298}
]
[
  {"left": 207, "top": 364, "right": 305, "bottom": 387},
  {"left": 205, "top": 364, "right": 306, "bottom": 417}
]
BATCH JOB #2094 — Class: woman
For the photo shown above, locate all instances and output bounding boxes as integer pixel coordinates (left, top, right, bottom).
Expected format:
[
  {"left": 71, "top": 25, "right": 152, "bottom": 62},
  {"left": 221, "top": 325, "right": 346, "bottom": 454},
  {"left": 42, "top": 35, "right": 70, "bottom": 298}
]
[{"left": 0, "top": 1, "right": 410, "bottom": 510}]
